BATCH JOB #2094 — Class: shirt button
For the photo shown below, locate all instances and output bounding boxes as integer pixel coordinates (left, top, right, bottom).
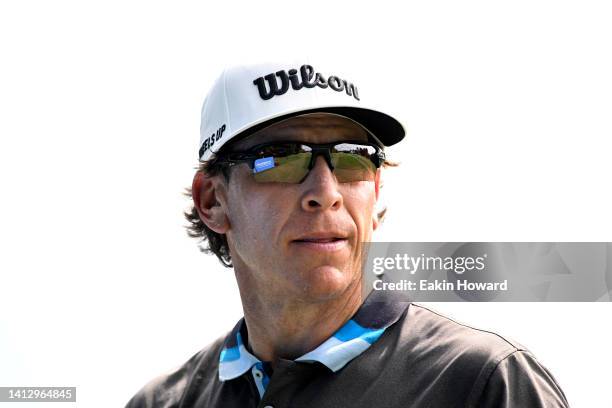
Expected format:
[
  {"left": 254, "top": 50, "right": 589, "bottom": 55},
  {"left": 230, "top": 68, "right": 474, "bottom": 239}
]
[{"left": 251, "top": 366, "right": 263, "bottom": 378}]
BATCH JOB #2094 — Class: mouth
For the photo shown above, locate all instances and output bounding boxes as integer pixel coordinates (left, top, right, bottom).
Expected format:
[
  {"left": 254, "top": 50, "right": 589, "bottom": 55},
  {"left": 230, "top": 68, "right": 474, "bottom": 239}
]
[
  {"left": 294, "top": 237, "right": 345, "bottom": 243},
  {"left": 291, "top": 234, "right": 349, "bottom": 251}
]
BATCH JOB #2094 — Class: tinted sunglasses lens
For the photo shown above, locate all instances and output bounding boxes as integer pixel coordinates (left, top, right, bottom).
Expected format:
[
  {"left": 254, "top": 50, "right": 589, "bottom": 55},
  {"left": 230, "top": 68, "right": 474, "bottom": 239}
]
[
  {"left": 252, "top": 148, "right": 311, "bottom": 183},
  {"left": 250, "top": 143, "right": 379, "bottom": 183},
  {"left": 331, "top": 144, "right": 378, "bottom": 182}
]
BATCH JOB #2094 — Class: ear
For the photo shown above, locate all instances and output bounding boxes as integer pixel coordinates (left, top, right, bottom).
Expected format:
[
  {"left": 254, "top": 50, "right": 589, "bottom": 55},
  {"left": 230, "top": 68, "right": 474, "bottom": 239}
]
[
  {"left": 372, "top": 168, "right": 382, "bottom": 231},
  {"left": 192, "top": 171, "right": 230, "bottom": 234}
]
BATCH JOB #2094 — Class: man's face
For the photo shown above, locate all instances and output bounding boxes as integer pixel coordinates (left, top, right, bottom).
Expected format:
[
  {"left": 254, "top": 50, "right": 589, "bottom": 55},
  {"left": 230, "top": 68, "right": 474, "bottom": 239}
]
[{"left": 217, "top": 113, "right": 381, "bottom": 303}]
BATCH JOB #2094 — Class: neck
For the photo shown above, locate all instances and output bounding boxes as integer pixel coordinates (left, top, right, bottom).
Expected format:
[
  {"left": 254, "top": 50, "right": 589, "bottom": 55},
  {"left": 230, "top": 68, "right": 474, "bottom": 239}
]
[{"left": 235, "top": 272, "right": 363, "bottom": 366}]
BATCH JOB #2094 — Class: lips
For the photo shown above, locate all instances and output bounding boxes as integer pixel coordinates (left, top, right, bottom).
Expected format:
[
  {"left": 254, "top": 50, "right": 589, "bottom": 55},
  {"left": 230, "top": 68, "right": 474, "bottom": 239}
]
[
  {"left": 295, "top": 238, "right": 343, "bottom": 243},
  {"left": 290, "top": 232, "right": 350, "bottom": 252},
  {"left": 292, "top": 233, "right": 348, "bottom": 243}
]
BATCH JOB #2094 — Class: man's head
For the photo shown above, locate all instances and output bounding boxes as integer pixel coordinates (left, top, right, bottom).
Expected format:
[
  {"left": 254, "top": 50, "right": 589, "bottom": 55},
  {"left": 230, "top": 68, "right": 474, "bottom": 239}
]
[
  {"left": 191, "top": 112, "right": 383, "bottom": 302},
  {"left": 185, "top": 61, "right": 405, "bottom": 302}
]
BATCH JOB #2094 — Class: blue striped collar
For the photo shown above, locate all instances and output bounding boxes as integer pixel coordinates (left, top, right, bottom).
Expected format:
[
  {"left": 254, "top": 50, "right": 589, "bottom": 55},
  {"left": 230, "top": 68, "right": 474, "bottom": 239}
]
[{"left": 219, "top": 290, "right": 409, "bottom": 381}]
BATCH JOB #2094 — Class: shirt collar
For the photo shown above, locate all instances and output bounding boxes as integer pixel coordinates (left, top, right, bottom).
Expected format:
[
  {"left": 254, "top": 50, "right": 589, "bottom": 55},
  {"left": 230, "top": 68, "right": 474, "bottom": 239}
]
[{"left": 219, "top": 290, "right": 410, "bottom": 381}]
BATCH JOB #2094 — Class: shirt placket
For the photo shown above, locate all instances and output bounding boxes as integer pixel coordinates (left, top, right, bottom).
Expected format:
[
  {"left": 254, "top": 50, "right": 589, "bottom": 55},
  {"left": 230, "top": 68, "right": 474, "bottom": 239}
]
[{"left": 250, "top": 361, "right": 270, "bottom": 398}]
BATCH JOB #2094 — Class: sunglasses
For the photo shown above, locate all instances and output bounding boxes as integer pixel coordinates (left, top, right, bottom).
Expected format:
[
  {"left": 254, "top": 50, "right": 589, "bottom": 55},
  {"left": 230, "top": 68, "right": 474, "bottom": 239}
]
[{"left": 215, "top": 141, "right": 385, "bottom": 183}]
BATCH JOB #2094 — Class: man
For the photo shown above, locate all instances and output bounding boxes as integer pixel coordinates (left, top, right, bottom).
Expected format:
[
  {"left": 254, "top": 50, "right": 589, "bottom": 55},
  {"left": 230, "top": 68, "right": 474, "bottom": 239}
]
[{"left": 126, "top": 61, "right": 569, "bottom": 407}]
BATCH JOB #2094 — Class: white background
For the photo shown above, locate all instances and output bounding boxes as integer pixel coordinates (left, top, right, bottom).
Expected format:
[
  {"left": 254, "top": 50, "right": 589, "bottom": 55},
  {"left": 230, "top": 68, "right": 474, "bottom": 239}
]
[{"left": 1, "top": 0, "right": 611, "bottom": 407}]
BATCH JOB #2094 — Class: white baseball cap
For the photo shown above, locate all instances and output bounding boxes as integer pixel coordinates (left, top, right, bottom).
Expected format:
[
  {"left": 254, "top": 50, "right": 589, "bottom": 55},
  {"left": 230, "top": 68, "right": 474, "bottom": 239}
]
[{"left": 199, "top": 60, "right": 406, "bottom": 161}]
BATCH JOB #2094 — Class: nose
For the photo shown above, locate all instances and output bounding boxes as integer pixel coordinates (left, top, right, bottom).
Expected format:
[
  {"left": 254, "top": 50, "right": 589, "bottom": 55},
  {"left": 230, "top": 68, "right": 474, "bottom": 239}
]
[{"left": 300, "top": 156, "right": 343, "bottom": 212}]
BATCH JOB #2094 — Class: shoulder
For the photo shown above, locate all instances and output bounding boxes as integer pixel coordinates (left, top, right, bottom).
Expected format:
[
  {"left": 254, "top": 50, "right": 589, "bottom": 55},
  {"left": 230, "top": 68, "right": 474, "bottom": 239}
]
[
  {"left": 401, "top": 303, "right": 524, "bottom": 363},
  {"left": 396, "top": 304, "right": 569, "bottom": 407},
  {"left": 360, "top": 302, "right": 525, "bottom": 387},
  {"left": 477, "top": 348, "right": 570, "bottom": 407},
  {"left": 124, "top": 335, "right": 227, "bottom": 408}
]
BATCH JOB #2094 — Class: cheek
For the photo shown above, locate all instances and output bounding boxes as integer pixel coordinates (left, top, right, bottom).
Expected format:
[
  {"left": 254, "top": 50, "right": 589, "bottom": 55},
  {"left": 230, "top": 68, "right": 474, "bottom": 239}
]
[
  {"left": 343, "top": 182, "right": 378, "bottom": 239},
  {"left": 225, "top": 175, "right": 293, "bottom": 254}
]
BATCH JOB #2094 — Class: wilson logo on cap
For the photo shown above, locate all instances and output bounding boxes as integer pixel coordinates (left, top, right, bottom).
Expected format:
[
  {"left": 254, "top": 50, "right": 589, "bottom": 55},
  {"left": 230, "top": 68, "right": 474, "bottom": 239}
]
[{"left": 253, "top": 64, "right": 359, "bottom": 101}]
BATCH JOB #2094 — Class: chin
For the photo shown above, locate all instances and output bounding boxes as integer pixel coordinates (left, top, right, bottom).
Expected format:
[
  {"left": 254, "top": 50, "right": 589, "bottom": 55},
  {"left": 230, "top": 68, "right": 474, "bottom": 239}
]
[{"left": 294, "top": 265, "right": 358, "bottom": 302}]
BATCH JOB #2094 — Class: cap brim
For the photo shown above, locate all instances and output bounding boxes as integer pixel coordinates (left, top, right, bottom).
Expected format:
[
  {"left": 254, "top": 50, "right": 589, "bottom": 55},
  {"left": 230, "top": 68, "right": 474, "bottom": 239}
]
[
  {"left": 319, "top": 107, "right": 405, "bottom": 147},
  {"left": 222, "top": 106, "right": 405, "bottom": 153}
]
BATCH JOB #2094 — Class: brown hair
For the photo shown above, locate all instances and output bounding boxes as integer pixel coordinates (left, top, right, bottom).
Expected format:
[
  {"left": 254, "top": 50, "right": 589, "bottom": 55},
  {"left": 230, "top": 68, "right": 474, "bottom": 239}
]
[{"left": 183, "top": 155, "right": 398, "bottom": 268}]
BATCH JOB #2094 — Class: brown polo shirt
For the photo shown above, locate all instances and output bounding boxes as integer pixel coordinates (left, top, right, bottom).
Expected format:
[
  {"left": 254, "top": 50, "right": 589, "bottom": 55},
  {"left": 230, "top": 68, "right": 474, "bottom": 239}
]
[{"left": 125, "top": 292, "right": 569, "bottom": 407}]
